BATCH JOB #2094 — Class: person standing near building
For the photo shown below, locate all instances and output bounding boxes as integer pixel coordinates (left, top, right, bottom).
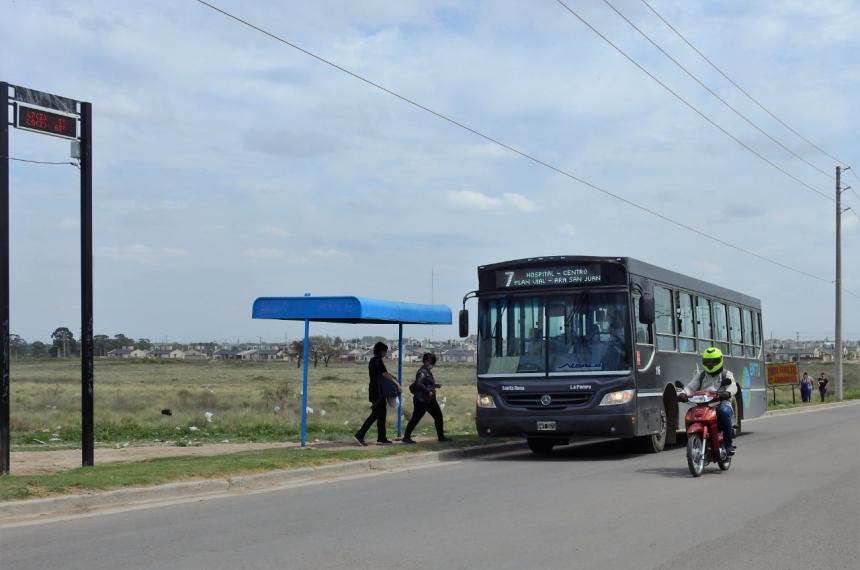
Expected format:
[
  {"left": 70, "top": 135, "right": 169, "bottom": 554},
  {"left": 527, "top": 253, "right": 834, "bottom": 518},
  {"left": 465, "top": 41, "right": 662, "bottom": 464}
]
[
  {"left": 402, "top": 353, "right": 450, "bottom": 444},
  {"left": 817, "top": 372, "right": 829, "bottom": 402},
  {"left": 799, "top": 372, "right": 813, "bottom": 403},
  {"left": 354, "top": 342, "right": 400, "bottom": 445}
]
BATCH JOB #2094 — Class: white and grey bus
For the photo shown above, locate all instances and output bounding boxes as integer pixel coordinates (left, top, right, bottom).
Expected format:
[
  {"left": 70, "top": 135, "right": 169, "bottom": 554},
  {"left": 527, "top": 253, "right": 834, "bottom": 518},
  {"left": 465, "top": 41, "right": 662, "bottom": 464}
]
[{"left": 459, "top": 256, "right": 766, "bottom": 454}]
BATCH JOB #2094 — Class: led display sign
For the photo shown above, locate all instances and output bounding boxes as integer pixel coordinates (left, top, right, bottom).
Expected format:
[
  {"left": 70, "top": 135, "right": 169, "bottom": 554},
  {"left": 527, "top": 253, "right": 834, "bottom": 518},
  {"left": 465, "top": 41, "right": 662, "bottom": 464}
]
[
  {"left": 16, "top": 104, "right": 77, "bottom": 139},
  {"left": 495, "top": 264, "right": 603, "bottom": 289}
]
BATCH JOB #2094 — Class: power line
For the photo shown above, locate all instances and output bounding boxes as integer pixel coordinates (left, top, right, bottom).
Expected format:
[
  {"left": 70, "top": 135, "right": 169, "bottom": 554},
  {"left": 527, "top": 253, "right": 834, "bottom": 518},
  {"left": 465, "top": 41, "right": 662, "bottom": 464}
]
[
  {"left": 554, "top": 0, "right": 833, "bottom": 202},
  {"left": 602, "top": 0, "right": 834, "bottom": 182},
  {"left": 639, "top": 0, "right": 848, "bottom": 167},
  {"left": 195, "top": 0, "right": 833, "bottom": 286},
  {"left": 4, "top": 156, "right": 78, "bottom": 167}
]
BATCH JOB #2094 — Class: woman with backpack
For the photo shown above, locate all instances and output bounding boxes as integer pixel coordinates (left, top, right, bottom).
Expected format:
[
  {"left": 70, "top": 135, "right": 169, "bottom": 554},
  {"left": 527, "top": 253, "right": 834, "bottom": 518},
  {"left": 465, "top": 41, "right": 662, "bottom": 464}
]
[
  {"left": 354, "top": 342, "right": 401, "bottom": 446},
  {"left": 402, "top": 353, "right": 450, "bottom": 444}
]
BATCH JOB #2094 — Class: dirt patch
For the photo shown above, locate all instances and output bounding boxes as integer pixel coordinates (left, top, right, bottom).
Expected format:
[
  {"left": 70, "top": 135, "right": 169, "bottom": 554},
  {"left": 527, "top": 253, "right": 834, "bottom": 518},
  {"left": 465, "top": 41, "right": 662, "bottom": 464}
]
[{"left": 9, "top": 440, "right": 348, "bottom": 475}]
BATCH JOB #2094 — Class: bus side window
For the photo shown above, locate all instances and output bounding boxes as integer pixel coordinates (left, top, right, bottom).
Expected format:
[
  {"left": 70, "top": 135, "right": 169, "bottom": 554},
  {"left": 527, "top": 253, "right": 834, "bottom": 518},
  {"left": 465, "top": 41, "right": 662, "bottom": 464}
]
[
  {"left": 728, "top": 305, "right": 743, "bottom": 356},
  {"left": 655, "top": 286, "right": 676, "bottom": 351},
  {"left": 712, "top": 301, "right": 729, "bottom": 353},
  {"left": 696, "top": 296, "right": 713, "bottom": 353},
  {"left": 742, "top": 308, "right": 754, "bottom": 357},
  {"left": 676, "top": 291, "right": 696, "bottom": 353}
]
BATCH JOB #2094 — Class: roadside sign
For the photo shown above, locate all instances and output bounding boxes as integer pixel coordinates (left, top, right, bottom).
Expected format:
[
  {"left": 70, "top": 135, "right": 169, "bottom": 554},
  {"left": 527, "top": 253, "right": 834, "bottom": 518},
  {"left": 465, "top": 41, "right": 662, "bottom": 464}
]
[
  {"left": 766, "top": 362, "right": 798, "bottom": 386},
  {"left": 15, "top": 104, "right": 77, "bottom": 139}
]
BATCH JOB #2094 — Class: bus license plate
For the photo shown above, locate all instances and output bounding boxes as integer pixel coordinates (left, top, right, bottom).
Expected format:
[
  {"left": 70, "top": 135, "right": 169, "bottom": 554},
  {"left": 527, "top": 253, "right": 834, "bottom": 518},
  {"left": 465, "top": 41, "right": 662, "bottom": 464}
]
[{"left": 537, "top": 421, "right": 556, "bottom": 431}]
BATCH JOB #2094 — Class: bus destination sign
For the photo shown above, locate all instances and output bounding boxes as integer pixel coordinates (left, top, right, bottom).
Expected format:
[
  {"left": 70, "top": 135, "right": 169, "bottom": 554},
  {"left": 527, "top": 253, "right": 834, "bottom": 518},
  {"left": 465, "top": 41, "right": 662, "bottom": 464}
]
[
  {"left": 496, "top": 265, "right": 602, "bottom": 289},
  {"left": 15, "top": 104, "right": 77, "bottom": 140}
]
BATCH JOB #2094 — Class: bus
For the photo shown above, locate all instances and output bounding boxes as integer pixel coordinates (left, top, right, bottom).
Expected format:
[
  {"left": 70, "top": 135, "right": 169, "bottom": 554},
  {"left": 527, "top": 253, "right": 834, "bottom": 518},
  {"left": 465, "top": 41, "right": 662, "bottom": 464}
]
[{"left": 459, "top": 256, "right": 766, "bottom": 454}]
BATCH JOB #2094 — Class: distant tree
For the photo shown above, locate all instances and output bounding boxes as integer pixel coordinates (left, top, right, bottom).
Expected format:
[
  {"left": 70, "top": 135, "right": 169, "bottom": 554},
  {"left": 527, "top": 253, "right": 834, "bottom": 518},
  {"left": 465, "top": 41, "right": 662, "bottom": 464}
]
[
  {"left": 51, "top": 327, "right": 75, "bottom": 358},
  {"left": 10, "top": 334, "right": 27, "bottom": 359},
  {"left": 316, "top": 336, "right": 343, "bottom": 367},
  {"left": 136, "top": 338, "right": 152, "bottom": 350},
  {"left": 290, "top": 340, "right": 305, "bottom": 368},
  {"left": 94, "top": 334, "right": 110, "bottom": 357},
  {"left": 112, "top": 333, "right": 133, "bottom": 351},
  {"left": 30, "top": 341, "right": 48, "bottom": 357}
]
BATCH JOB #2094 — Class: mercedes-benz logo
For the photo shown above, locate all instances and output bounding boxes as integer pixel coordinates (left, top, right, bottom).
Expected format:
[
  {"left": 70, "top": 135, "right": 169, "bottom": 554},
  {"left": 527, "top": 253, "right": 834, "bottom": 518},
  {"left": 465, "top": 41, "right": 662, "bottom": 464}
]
[{"left": 540, "top": 394, "right": 552, "bottom": 406}]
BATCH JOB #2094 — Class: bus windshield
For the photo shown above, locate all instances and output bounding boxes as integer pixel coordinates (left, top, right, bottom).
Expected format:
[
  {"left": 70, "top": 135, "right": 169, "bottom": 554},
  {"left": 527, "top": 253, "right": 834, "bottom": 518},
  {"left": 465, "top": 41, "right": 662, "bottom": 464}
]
[{"left": 478, "top": 292, "right": 631, "bottom": 375}]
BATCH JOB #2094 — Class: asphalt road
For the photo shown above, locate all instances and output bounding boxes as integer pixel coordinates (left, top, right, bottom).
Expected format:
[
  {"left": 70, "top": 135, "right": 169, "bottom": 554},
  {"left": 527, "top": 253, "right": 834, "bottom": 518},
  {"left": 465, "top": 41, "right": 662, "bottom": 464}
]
[{"left": 1, "top": 405, "right": 858, "bottom": 570}]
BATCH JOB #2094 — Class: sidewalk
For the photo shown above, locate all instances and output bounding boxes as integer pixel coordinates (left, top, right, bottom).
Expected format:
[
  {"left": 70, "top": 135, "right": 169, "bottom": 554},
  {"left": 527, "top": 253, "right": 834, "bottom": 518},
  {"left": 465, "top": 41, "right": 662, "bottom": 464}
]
[{"left": 0, "top": 440, "right": 525, "bottom": 526}]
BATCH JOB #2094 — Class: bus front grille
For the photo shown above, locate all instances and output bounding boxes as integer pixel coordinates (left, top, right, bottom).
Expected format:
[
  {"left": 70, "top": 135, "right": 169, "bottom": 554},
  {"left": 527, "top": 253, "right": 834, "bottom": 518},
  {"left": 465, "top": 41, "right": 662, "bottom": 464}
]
[{"left": 502, "top": 392, "right": 592, "bottom": 410}]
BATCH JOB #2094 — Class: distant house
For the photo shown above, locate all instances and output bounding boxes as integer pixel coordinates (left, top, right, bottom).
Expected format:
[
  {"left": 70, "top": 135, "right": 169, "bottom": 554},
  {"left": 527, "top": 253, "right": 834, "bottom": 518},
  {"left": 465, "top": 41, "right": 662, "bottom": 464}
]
[
  {"left": 107, "top": 347, "right": 133, "bottom": 359},
  {"left": 213, "top": 349, "right": 239, "bottom": 360},
  {"left": 169, "top": 349, "right": 186, "bottom": 359},
  {"left": 183, "top": 349, "right": 207, "bottom": 360},
  {"left": 129, "top": 349, "right": 149, "bottom": 359},
  {"left": 440, "top": 347, "right": 475, "bottom": 363},
  {"left": 147, "top": 348, "right": 172, "bottom": 359},
  {"left": 769, "top": 347, "right": 820, "bottom": 362},
  {"left": 238, "top": 349, "right": 258, "bottom": 360}
]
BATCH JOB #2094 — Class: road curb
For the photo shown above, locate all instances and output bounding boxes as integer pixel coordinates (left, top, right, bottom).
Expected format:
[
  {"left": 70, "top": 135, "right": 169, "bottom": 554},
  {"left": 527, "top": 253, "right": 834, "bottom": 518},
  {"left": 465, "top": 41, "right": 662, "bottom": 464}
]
[
  {"left": 0, "top": 441, "right": 525, "bottom": 524},
  {"left": 761, "top": 399, "right": 860, "bottom": 418}
]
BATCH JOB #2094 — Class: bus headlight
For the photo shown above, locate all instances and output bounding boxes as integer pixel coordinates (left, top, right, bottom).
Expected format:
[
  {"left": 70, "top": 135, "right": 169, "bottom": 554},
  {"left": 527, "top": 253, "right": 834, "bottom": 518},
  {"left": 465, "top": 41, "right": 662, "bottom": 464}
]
[
  {"left": 476, "top": 394, "right": 497, "bottom": 408},
  {"left": 599, "top": 389, "right": 634, "bottom": 406}
]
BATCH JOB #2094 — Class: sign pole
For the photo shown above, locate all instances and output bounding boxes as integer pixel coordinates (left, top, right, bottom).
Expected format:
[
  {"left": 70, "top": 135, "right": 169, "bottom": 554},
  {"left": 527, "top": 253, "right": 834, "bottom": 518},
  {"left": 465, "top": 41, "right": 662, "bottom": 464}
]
[
  {"left": 1, "top": 82, "right": 10, "bottom": 475},
  {"left": 300, "top": 316, "right": 310, "bottom": 447},
  {"left": 397, "top": 323, "right": 403, "bottom": 437},
  {"left": 80, "top": 101, "right": 94, "bottom": 466}
]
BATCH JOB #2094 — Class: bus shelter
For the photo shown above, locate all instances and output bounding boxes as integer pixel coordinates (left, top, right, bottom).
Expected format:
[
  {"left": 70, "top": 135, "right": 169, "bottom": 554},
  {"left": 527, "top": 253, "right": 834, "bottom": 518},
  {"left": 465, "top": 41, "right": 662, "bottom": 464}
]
[{"left": 252, "top": 295, "right": 452, "bottom": 446}]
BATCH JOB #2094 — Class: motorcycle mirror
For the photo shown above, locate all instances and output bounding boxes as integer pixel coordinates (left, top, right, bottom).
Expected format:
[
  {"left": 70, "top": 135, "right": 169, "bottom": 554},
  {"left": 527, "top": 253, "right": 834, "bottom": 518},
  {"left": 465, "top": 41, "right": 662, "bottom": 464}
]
[
  {"left": 720, "top": 377, "right": 732, "bottom": 387},
  {"left": 674, "top": 381, "right": 684, "bottom": 389}
]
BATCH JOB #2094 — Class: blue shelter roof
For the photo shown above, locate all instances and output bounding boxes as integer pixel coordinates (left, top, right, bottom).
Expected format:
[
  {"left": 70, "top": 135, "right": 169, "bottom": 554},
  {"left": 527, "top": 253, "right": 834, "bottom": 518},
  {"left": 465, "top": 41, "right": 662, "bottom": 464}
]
[{"left": 252, "top": 296, "right": 452, "bottom": 325}]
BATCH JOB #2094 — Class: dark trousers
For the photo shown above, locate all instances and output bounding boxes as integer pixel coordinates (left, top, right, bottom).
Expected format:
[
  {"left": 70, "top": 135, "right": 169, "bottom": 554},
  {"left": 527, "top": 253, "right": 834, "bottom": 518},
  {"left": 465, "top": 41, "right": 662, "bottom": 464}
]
[
  {"left": 819, "top": 388, "right": 827, "bottom": 402},
  {"left": 404, "top": 398, "right": 445, "bottom": 440},
  {"left": 356, "top": 398, "right": 388, "bottom": 441},
  {"left": 716, "top": 403, "right": 733, "bottom": 447},
  {"left": 801, "top": 386, "right": 812, "bottom": 403}
]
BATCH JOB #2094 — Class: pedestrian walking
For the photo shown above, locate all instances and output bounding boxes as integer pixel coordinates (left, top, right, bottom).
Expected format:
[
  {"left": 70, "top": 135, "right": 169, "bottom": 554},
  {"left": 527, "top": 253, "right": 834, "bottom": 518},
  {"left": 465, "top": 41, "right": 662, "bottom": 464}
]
[
  {"left": 354, "top": 342, "right": 401, "bottom": 446},
  {"left": 799, "top": 372, "right": 813, "bottom": 403},
  {"left": 817, "top": 372, "right": 829, "bottom": 402},
  {"left": 402, "top": 353, "right": 450, "bottom": 444}
]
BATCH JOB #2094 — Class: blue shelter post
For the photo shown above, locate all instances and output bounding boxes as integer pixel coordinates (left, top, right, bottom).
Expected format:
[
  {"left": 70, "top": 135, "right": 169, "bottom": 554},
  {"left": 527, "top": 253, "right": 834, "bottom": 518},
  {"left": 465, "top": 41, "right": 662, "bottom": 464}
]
[
  {"left": 300, "top": 317, "right": 310, "bottom": 447},
  {"left": 397, "top": 323, "right": 404, "bottom": 437}
]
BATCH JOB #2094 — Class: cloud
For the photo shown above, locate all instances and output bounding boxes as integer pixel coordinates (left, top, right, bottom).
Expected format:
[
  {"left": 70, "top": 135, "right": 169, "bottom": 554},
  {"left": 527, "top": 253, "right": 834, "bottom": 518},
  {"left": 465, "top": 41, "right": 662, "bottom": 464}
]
[
  {"left": 98, "top": 245, "right": 188, "bottom": 264},
  {"left": 243, "top": 248, "right": 286, "bottom": 260},
  {"left": 445, "top": 191, "right": 537, "bottom": 212},
  {"left": 722, "top": 204, "right": 766, "bottom": 219},
  {"left": 560, "top": 224, "right": 576, "bottom": 237},
  {"left": 260, "top": 226, "right": 291, "bottom": 237}
]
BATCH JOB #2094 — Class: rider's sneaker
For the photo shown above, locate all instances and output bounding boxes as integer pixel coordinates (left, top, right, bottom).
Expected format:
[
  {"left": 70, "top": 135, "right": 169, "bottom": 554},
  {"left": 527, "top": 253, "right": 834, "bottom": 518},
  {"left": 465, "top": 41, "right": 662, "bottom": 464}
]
[{"left": 726, "top": 444, "right": 736, "bottom": 456}]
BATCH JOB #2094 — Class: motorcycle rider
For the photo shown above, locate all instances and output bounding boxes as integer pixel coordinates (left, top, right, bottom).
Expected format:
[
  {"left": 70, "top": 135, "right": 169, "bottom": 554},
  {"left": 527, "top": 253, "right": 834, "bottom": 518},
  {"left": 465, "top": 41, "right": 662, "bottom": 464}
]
[{"left": 677, "top": 347, "right": 738, "bottom": 455}]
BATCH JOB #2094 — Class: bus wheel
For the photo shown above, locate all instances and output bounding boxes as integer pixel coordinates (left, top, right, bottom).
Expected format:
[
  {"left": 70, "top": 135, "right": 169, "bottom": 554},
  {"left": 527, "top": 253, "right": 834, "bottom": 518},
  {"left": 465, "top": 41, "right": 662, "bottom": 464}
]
[
  {"left": 636, "top": 408, "right": 666, "bottom": 453},
  {"left": 527, "top": 438, "right": 555, "bottom": 456}
]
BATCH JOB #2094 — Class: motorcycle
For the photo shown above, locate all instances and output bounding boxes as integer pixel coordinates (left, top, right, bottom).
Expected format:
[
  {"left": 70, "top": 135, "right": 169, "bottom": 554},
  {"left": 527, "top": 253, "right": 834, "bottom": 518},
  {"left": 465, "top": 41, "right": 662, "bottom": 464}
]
[{"left": 674, "top": 378, "right": 733, "bottom": 477}]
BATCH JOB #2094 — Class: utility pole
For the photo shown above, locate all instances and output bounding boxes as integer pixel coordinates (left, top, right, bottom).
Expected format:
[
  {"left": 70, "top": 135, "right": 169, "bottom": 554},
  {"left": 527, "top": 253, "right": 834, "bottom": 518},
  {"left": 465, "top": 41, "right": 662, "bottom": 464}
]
[{"left": 835, "top": 166, "right": 843, "bottom": 401}]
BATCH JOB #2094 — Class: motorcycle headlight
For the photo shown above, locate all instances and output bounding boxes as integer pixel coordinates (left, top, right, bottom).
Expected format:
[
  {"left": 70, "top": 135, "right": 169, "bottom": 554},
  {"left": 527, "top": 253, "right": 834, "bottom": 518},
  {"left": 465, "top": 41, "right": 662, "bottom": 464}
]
[
  {"left": 476, "top": 394, "right": 496, "bottom": 408},
  {"left": 599, "top": 389, "right": 634, "bottom": 406}
]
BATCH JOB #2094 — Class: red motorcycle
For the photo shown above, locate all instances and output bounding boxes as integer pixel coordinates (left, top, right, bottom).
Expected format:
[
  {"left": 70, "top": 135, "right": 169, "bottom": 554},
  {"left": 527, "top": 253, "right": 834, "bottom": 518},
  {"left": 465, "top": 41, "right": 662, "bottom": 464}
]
[{"left": 674, "top": 379, "right": 732, "bottom": 477}]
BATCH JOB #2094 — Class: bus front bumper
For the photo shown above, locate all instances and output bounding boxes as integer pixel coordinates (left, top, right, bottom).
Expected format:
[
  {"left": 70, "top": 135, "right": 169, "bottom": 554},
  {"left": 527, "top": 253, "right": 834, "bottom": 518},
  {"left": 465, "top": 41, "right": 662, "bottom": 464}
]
[{"left": 475, "top": 409, "right": 637, "bottom": 439}]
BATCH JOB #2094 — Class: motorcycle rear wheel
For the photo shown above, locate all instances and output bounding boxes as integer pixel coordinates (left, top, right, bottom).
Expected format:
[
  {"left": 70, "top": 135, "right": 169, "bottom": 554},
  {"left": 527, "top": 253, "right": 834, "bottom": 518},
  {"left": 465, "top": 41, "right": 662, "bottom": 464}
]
[{"left": 686, "top": 433, "right": 705, "bottom": 477}]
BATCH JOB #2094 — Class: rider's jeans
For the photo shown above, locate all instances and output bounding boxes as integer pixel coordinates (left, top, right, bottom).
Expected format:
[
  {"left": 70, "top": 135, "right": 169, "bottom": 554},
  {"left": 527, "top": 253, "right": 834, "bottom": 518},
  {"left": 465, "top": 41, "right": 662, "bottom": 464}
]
[{"left": 716, "top": 403, "right": 733, "bottom": 447}]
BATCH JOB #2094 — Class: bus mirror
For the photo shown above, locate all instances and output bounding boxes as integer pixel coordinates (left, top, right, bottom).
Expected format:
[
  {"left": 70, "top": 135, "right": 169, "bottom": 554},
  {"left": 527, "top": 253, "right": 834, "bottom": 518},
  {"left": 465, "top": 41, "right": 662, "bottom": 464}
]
[
  {"left": 639, "top": 294, "right": 655, "bottom": 325},
  {"left": 459, "top": 309, "right": 469, "bottom": 338}
]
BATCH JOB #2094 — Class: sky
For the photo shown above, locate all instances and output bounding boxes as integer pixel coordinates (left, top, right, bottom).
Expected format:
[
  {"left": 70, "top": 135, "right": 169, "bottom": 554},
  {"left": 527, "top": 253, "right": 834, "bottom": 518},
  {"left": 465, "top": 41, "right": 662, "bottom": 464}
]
[{"left": 1, "top": 0, "right": 858, "bottom": 344}]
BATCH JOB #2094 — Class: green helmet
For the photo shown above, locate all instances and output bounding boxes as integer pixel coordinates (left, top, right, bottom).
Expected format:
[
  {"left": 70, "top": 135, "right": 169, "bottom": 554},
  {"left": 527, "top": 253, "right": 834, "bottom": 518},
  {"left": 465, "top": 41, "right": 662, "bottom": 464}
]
[{"left": 701, "top": 347, "right": 723, "bottom": 374}]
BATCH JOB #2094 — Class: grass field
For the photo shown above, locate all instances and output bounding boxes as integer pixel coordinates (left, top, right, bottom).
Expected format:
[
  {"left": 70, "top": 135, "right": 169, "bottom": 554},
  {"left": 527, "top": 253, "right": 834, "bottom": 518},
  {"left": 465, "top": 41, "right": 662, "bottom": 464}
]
[
  {"left": 7, "top": 358, "right": 859, "bottom": 449},
  {"left": 8, "top": 358, "right": 480, "bottom": 448}
]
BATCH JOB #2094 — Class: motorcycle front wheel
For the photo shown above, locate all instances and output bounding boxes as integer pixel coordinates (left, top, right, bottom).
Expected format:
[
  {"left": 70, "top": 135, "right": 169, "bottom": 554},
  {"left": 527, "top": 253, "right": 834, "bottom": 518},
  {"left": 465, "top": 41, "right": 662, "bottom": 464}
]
[{"left": 686, "top": 433, "right": 705, "bottom": 477}]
